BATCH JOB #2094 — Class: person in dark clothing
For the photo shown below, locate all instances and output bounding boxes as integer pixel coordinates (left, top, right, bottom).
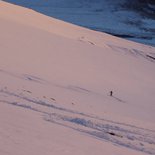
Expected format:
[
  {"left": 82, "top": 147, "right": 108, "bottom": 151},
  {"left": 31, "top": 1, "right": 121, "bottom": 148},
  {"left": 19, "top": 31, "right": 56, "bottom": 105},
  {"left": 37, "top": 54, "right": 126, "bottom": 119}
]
[{"left": 110, "top": 91, "right": 113, "bottom": 96}]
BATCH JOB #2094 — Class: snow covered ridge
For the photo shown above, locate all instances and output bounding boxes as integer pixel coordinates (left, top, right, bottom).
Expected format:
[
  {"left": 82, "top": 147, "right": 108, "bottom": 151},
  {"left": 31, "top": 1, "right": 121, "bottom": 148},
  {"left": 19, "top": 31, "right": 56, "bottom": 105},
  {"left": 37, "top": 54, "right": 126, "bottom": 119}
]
[
  {"left": 0, "top": 1, "right": 155, "bottom": 155},
  {"left": 3, "top": 0, "right": 155, "bottom": 46}
]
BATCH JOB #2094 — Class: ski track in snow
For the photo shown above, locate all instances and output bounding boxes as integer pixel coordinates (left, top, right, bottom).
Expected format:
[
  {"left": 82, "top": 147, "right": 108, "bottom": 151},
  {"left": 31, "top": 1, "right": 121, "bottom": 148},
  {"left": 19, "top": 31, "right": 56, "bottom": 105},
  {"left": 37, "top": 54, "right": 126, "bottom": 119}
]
[{"left": 0, "top": 86, "right": 155, "bottom": 154}]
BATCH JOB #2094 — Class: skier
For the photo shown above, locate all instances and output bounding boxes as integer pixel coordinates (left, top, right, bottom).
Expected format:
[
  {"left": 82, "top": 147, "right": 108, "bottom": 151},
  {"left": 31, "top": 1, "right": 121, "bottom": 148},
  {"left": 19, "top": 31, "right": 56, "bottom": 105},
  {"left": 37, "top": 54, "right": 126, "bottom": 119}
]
[{"left": 110, "top": 91, "right": 113, "bottom": 96}]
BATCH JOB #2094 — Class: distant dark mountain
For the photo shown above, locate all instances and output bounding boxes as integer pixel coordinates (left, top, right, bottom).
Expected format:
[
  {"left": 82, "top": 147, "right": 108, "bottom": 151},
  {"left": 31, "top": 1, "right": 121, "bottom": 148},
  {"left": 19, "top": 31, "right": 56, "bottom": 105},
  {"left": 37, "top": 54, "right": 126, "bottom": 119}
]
[
  {"left": 139, "top": 0, "right": 155, "bottom": 5},
  {"left": 3, "top": 0, "right": 155, "bottom": 46},
  {"left": 123, "top": 0, "right": 155, "bottom": 18}
]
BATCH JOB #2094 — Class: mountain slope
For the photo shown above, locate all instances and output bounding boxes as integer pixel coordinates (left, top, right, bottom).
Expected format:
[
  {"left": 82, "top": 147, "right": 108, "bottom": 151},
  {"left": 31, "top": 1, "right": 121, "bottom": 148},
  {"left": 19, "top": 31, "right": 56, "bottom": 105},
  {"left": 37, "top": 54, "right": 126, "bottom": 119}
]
[
  {"left": 0, "top": 1, "right": 155, "bottom": 155},
  {"left": 3, "top": 0, "right": 155, "bottom": 46}
]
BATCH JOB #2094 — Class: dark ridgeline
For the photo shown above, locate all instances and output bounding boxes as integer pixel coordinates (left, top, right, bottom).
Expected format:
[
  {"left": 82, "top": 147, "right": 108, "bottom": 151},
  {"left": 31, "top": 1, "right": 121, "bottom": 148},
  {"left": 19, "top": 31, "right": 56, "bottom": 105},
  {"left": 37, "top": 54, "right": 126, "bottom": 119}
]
[{"left": 3, "top": 0, "right": 155, "bottom": 46}]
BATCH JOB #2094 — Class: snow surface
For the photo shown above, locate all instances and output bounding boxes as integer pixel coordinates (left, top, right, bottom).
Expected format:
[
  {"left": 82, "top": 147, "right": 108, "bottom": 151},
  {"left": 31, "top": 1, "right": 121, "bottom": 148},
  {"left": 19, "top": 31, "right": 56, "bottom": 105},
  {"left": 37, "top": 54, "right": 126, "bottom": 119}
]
[
  {"left": 0, "top": 1, "right": 155, "bottom": 155},
  {"left": 3, "top": 0, "right": 155, "bottom": 46}
]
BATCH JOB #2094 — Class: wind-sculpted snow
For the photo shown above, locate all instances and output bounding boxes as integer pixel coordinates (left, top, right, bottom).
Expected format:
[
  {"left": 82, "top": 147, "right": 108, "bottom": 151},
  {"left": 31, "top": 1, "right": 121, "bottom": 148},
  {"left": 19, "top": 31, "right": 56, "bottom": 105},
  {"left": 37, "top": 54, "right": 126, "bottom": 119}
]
[
  {"left": 0, "top": 87, "right": 155, "bottom": 154},
  {"left": 22, "top": 74, "right": 48, "bottom": 84},
  {"left": 108, "top": 44, "right": 155, "bottom": 63},
  {"left": 0, "top": 70, "right": 49, "bottom": 85}
]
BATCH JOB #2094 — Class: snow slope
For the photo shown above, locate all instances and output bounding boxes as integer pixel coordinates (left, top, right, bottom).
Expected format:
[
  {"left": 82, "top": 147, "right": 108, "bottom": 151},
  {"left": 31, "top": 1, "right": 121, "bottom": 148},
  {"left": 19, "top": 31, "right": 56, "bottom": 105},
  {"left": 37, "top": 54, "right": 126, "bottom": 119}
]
[
  {"left": 0, "top": 1, "right": 155, "bottom": 155},
  {"left": 3, "top": 0, "right": 155, "bottom": 46}
]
